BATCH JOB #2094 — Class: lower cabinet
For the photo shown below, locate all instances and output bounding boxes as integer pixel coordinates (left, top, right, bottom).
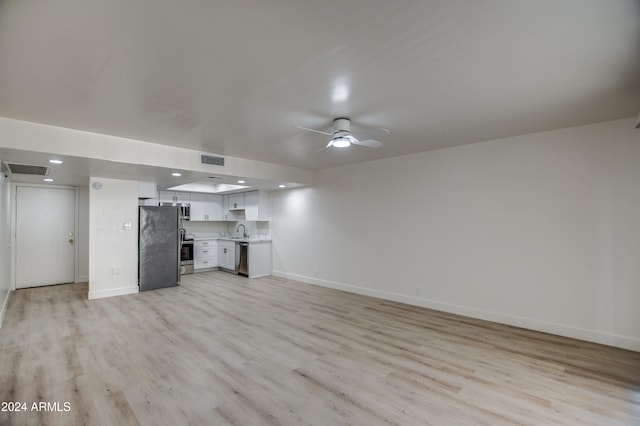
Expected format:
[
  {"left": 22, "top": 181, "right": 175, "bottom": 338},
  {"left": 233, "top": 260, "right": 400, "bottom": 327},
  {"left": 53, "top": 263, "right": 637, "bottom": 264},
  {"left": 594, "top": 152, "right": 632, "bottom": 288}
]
[
  {"left": 218, "top": 240, "right": 236, "bottom": 271},
  {"left": 194, "top": 239, "right": 218, "bottom": 271},
  {"left": 192, "top": 238, "right": 271, "bottom": 276},
  {"left": 247, "top": 241, "right": 272, "bottom": 278}
]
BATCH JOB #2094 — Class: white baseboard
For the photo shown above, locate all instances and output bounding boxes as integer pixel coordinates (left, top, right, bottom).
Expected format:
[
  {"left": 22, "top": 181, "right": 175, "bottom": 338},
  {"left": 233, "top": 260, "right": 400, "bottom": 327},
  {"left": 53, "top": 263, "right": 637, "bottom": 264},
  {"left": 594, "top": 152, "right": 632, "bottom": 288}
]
[
  {"left": 273, "top": 270, "right": 640, "bottom": 352},
  {"left": 0, "top": 289, "right": 11, "bottom": 328},
  {"left": 88, "top": 285, "right": 138, "bottom": 300},
  {"left": 76, "top": 275, "right": 89, "bottom": 283}
]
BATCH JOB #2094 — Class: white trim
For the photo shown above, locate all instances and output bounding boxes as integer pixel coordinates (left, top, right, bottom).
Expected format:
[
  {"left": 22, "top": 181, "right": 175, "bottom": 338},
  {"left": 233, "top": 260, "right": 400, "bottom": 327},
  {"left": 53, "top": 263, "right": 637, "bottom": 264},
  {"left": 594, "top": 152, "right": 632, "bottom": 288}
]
[
  {"left": 76, "top": 275, "right": 89, "bottom": 283},
  {"left": 273, "top": 270, "right": 640, "bottom": 353},
  {"left": 88, "top": 285, "right": 138, "bottom": 300},
  {"left": 74, "top": 186, "right": 80, "bottom": 284},
  {"left": 0, "top": 289, "right": 11, "bottom": 328},
  {"left": 249, "top": 272, "right": 272, "bottom": 279},
  {"left": 11, "top": 183, "right": 79, "bottom": 291}
]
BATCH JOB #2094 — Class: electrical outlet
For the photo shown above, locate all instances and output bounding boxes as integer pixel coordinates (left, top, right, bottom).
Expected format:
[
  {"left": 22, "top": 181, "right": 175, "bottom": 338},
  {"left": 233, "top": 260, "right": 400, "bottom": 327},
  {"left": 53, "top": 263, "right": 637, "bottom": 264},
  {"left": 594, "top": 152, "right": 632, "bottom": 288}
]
[
  {"left": 313, "top": 269, "right": 319, "bottom": 278},
  {"left": 415, "top": 287, "right": 422, "bottom": 297}
]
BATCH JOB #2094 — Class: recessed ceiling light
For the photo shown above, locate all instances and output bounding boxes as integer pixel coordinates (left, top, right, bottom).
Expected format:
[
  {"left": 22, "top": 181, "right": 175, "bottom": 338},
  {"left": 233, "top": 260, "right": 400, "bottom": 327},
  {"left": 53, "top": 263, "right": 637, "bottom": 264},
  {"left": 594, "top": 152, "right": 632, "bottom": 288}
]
[
  {"left": 43, "top": 178, "right": 54, "bottom": 182},
  {"left": 332, "top": 84, "right": 349, "bottom": 103},
  {"left": 48, "top": 159, "right": 63, "bottom": 164},
  {"left": 237, "top": 180, "right": 245, "bottom": 184},
  {"left": 171, "top": 172, "right": 182, "bottom": 177},
  {"left": 278, "top": 184, "right": 286, "bottom": 188}
]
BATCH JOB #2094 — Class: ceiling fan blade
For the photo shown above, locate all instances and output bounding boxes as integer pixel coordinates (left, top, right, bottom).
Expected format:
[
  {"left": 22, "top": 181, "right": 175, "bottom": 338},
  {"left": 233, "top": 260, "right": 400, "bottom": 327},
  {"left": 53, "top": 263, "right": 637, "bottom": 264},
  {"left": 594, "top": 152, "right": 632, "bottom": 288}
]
[
  {"left": 352, "top": 138, "right": 383, "bottom": 148},
  {"left": 352, "top": 127, "right": 390, "bottom": 140},
  {"left": 294, "top": 125, "right": 333, "bottom": 136},
  {"left": 311, "top": 140, "right": 334, "bottom": 153}
]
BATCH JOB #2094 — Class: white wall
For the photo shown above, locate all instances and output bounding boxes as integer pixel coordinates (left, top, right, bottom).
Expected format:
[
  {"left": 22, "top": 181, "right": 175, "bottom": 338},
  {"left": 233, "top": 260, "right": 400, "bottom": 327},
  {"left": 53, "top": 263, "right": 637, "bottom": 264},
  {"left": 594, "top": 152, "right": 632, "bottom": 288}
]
[
  {"left": 77, "top": 186, "right": 90, "bottom": 282},
  {"left": 0, "top": 166, "right": 11, "bottom": 326},
  {"left": 270, "top": 118, "right": 640, "bottom": 351},
  {"left": 89, "top": 177, "right": 139, "bottom": 299}
]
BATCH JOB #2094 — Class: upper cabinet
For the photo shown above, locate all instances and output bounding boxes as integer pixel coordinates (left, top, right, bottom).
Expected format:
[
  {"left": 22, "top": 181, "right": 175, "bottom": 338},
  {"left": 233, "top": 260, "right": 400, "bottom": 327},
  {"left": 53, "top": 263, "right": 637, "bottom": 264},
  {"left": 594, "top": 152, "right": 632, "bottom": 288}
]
[
  {"left": 190, "top": 193, "right": 223, "bottom": 221},
  {"left": 228, "top": 193, "right": 244, "bottom": 210},
  {"left": 151, "top": 189, "right": 269, "bottom": 222},
  {"left": 138, "top": 182, "right": 159, "bottom": 206},
  {"left": 206, "top": 194, "right": 223, "bottom": 220},
  {"left": 159, "top": 191, "right": 190, "bottom": 204},
  {"left": 244, "top": 191, "right": 270, "bottom": 221},
  {"left": 189, "top": 193, "right": 206, "bottom": 220},
  {"left": 224, "top": 193, "right": 244, "bottom": 221},
  {"left": 222, "top": 191, "right": 270, "bottom": 221},
  {"left": 138, "top": 182, "right": 158, "bottom": 199}
]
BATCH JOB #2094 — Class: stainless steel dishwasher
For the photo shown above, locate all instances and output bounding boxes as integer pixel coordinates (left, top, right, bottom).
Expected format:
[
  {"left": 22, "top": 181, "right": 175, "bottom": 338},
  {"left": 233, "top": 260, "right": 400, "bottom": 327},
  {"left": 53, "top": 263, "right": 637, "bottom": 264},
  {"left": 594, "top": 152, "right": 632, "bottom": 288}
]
[{"left": 237, "top": 241, "right": 249, "bottom": 276}]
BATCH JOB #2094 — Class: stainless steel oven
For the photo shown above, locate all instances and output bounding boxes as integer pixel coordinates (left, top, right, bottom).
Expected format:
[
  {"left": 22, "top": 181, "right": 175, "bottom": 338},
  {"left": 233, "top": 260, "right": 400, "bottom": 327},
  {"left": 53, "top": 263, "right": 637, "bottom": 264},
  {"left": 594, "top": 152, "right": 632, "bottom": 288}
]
[{"left": 180, "top": 238, "right": 194, "bottom": 275}]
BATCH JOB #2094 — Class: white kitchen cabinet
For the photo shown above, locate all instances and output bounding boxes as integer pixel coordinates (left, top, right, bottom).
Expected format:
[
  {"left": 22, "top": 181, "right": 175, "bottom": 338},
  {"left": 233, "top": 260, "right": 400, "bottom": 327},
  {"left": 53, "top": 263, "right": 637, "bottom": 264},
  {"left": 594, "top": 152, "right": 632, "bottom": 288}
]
[
  {"left": 221, "top": 191, "right": 269, "bottom": 221},
  {"left": 158, "top": 191, "right": 173, "bottom": 203},
  {"left": 138, "top": 198, "right": 159, "bottom": 206},
  {"left": 194, "top": 239, "right": 218, "bottom": 271},
  {"left": 189, "top": 193, "right": 207, "bottom": 220},
  {"left": 221, "top": 194, "right": 228, "bottom": 216},
  {"left": 244, "top": 191, "right": 270, "bottom": 221},
  {"left": 175, "top": 192, "right": 190, "bottom": 203},
  {"left": 160, "top": 190, "right": 269, "bottom": 221},
  {"left": 138, "top": 181, "right": 158, "bottom": 199},
  {"left": 159, "top": 190, "right": 190, "bottom": 204},
  {"left": 247, "top": 240, "right": 272, "bottom": 278},
  {"left": 228, "top": 193, "right": 244, "bottom": 210},
  {"left": 218, "top": 240, "right": 236, "bottom": 271},
  {"left": 190, "top": 194, "right": 223, "bottom": 221},
  {"left": 223, "top": 193, "right": 245, "bottom": 221},
  {"left": 205, "top": 194, "right": 223, "bottom": 220}
]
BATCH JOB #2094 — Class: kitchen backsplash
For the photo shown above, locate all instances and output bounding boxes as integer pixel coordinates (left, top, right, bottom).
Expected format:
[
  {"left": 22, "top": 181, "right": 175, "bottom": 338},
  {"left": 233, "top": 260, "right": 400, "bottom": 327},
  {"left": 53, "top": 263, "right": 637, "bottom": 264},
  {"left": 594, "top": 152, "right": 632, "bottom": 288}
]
[{"left": 184, "top": 220, "right": 269, "bottom": 239}]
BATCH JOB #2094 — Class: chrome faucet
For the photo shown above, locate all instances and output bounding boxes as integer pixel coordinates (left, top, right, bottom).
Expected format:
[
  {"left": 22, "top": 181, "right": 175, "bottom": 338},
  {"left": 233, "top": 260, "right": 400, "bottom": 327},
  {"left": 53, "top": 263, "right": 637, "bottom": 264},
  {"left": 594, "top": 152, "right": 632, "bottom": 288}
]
[{"left": 236, "top": 224, "right": 247, "bottom": 238}]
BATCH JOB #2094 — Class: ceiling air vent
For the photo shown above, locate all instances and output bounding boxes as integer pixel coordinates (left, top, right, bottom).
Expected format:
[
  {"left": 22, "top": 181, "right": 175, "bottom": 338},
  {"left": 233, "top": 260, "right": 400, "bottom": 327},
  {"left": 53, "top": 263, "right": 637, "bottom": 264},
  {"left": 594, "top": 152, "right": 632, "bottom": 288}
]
[
  {"left": 5, "top": 163, "right": 50, "bottom": 176},
  {"left": 201, "top": 154, "right": 225, "bottom": 166}
]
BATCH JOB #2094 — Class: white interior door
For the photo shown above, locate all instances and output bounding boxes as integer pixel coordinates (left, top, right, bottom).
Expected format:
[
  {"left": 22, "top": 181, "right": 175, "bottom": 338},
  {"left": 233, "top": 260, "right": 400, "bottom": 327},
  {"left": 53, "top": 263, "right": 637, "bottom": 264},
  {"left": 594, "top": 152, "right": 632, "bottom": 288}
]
[{"left": 16, "top": 186, "right": 76, "bottom": 288}]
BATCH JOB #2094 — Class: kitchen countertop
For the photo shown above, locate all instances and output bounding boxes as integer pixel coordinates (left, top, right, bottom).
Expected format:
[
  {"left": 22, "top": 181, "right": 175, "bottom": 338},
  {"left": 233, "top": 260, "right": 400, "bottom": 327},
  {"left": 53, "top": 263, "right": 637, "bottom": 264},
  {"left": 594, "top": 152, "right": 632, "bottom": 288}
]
[
  {"left": 191, "top": 234, "right": 271, "bottom": 243},
  {"left": 219, "top": 237, "right": 272, "bottom": 243}
]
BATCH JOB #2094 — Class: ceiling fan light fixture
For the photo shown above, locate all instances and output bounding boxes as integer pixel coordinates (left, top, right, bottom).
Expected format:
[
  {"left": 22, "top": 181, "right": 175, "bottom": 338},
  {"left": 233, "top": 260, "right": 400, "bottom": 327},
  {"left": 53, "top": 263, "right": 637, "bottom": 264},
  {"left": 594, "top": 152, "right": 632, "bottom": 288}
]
[{"left": 332, "top": 137, "right": 351, "bottom": 148}]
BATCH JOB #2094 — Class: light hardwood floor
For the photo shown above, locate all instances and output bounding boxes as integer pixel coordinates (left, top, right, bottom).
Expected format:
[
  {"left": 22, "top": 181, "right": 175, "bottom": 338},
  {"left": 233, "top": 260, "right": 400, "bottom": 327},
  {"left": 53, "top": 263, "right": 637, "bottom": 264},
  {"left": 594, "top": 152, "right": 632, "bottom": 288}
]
[{"left": 1, "top": 271, "right": 639, "bottom": 425}]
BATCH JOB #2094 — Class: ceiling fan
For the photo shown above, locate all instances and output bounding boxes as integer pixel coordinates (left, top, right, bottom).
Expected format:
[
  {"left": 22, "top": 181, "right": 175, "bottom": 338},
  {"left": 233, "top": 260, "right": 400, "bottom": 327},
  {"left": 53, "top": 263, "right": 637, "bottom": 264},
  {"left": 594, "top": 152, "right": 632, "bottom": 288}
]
[{"left": 296, "top": 118, "right": 389, "bottom": 151}]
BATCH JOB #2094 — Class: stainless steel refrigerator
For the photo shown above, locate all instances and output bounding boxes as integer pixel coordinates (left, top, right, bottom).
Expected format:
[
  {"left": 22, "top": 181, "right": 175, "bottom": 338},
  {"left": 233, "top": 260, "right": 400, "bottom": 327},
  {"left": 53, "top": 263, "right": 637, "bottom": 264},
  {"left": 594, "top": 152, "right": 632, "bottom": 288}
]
[{"left": 138, "top": 206, "right": 180, "bottom": 291}]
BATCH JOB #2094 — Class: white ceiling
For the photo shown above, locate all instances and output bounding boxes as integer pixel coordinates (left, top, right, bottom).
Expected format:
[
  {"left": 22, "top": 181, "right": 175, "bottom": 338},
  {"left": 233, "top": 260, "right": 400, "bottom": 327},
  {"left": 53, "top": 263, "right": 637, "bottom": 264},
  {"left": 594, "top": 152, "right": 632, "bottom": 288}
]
[{"left": 0, "top": 0, "right": 639, "bottom": 177}]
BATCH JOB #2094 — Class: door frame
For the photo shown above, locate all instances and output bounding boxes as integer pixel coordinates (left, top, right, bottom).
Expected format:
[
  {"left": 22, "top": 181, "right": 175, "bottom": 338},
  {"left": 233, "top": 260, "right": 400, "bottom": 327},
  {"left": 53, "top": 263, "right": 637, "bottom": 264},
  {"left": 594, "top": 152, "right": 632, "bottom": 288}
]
[{"left": 10, "top": 183, "right": 79, "bottom": 291}]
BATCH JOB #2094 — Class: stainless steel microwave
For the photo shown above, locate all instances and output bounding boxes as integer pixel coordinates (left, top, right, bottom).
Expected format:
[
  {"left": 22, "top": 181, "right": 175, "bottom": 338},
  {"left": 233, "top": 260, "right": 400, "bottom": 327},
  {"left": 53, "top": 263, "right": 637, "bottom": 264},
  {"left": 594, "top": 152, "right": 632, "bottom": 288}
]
[{"left": 158, "top": 202, "right": 190, "bottom": 220}]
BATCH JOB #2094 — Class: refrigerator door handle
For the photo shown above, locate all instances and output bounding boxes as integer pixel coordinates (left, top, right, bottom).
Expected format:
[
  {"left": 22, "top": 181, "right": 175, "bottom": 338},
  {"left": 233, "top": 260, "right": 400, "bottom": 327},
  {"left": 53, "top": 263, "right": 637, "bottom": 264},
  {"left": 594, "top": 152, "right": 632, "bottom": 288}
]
[{"left": 177, "top": 229, "right": 182, "bottom": 283}]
